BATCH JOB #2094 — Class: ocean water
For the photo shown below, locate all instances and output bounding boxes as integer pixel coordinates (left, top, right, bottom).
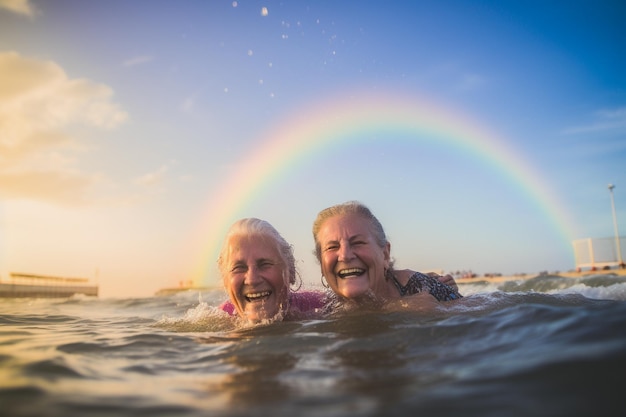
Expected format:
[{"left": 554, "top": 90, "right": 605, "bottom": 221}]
[{"left": 1, "top": 274, "right": 625, "bottom": 417}]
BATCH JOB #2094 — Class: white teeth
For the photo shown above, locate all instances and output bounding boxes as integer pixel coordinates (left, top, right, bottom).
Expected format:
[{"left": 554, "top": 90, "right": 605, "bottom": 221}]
[
  {"left": 246, "top": 291, "right": 271, "bottom": 301},
  {"left": 337, "top": 268, "right": 364, "bottom": 278}
]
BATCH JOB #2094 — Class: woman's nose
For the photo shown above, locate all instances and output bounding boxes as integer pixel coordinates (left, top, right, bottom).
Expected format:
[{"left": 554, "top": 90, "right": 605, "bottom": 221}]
[
  {"left": 244, "top": 266, "right": 262, "bottom": 284},
  {"left": 337, "top": 244, "right": 354, "bottom": 262}
]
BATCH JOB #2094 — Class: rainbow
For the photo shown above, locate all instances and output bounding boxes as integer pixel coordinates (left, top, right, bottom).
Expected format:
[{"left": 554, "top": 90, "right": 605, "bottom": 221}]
[{"left": 192, "top": 90, "right": 575, "bottom": 286}]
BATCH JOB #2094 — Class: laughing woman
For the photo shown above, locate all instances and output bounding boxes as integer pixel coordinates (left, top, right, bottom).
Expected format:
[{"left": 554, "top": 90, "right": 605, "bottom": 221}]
[
  {"left": 312, "top": 201, "right": 462, "bottom": 311},
  {"left": 218, "top": 218, "right": 326, "bottom": 324}
]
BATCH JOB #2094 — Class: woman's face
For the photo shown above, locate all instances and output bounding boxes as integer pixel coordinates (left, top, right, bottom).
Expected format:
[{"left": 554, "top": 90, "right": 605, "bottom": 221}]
[
  {"left": 317, "top": 213, "right": 390, "bottom": 300},
  {"left": 223, "top": 234, "right": 290, "bottom": 323}
]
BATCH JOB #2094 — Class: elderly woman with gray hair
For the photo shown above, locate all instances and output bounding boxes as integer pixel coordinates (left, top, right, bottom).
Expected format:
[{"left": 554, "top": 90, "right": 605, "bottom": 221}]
[
  {"left": 312, "top": 201, "right": 461, "bottom": 310},
  {"left": 218, "top": 218, "right": 326, "bottom": 324}
]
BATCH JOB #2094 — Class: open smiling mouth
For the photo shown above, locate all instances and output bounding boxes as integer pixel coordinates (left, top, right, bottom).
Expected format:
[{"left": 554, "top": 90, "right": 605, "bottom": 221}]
[
  {"left": 337, "top": 268, "right": 365, "bottom": 279},
  {"left": 245, "top": 291, "right": 271, "bottom": 302}
]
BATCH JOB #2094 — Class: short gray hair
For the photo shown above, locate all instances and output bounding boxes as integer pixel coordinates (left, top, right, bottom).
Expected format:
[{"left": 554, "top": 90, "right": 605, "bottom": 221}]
[
  {"left": 217, "top": 218, "right": 297, "bottom": 284},
  {"left": 312, "top": 201, "right": 389, "bottom": 261}
]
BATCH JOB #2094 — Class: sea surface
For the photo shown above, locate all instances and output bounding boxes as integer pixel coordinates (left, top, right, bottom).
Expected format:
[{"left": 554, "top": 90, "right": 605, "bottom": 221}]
[{"left": 1, "top": 273, "right": 625, "bottom": 417}]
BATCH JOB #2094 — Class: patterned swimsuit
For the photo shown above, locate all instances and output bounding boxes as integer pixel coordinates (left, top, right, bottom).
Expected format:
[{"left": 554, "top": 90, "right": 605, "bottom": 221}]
[{"left": 391, "top": 271, "right": 462, "bottom": 301}]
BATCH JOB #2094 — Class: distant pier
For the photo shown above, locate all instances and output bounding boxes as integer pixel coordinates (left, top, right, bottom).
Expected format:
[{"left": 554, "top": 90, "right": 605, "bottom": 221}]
[{"left": 0, "top": 273, "right": 99, "bottom": 298}]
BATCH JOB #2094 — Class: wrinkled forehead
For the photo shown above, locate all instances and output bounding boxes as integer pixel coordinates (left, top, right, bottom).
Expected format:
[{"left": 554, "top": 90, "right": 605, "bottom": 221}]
[
  {"left": 320, "top": 214, "right": 376, "bottom": 241},
  {"left": 226, "top": 233, "right": 283, "bottom": 263}
]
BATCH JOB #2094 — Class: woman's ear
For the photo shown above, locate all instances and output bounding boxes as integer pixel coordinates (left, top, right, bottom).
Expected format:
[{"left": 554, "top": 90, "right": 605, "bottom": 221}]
[{"left": 384, "top": 241, "right": 391, "bottom": 267}]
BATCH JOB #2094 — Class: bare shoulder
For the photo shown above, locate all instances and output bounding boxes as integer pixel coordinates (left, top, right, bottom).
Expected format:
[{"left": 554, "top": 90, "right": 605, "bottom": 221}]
[{"left": 392, "top": 269, "right": 415, "bottom": 285}]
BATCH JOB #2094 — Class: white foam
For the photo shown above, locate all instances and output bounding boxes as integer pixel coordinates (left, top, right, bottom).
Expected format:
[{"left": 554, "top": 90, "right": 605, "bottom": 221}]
[{"left": 550, "top": 282, "right": 626, "bottom": 301}]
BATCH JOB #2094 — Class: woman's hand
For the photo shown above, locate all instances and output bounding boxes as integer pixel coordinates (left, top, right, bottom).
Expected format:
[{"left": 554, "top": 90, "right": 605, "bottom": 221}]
[{"left": 427, "top": 272, "right": 458, "bottom": 292}]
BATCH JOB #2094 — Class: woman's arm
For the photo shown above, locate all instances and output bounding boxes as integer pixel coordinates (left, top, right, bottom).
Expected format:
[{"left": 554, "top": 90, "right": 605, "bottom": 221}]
[{"left": 427, "top": 272, "right": 458, "bottom": 292}]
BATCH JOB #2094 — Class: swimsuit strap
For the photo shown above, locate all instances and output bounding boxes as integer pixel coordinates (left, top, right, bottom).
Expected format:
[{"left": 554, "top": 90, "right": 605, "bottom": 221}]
[
  {"left": 392, "top": 272, "right": 430, "bottom": 297},
  {"left": 391, "top": 274, "right": 408, "bottom": 296}
]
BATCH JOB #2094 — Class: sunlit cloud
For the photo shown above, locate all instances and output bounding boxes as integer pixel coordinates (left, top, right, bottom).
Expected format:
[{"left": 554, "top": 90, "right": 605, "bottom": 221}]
[
  {"left": 0, "top": 170, "right": 93, "bottom": 203},
  {"left": 133, "top": 160, "right": 180, "bottom": 188},
  {"left": 0, "top": 51, "right": 127, "bottom": 204},
  {"left": 0, "top": 0, "right": 37, "bottom": 18},
  {"left": 122, "top": 55, "right": 154, "bottom": 68},
  {"left": 561, "top": 106, "right": 626, "bottom": 135}
]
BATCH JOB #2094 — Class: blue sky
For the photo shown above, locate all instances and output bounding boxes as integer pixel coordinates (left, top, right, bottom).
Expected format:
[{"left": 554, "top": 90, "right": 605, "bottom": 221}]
[{"left": 1, "top": 0, "right": 624, "bottom": 297}]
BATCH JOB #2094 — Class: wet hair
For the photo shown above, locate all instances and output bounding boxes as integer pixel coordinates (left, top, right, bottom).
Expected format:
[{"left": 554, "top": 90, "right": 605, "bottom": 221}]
[
  {"left": 312, "top": 200, "right": 390, "bottom": 260},
  {"left": 217, "top": 218, "right": 297, "bottom": 285}
]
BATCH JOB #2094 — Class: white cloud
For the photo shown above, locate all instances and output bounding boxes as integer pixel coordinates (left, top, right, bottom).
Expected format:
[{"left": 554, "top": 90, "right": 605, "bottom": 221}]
[
  {"left": 122, "top": 55, "right": 154, "bottom": 68},
  {"left": 0, "top": 51, "right": 128, "bottom": 204},
  {"left": 561, "top": 106, "right": 626, "bottom": 135},
  {"left": 134, "top": 164, "right": 170, "bottom": 187},
  {"left": 0, "top": 0, "right": 37, "bottom": 17},
  {"left": 0, "top": 170, "right": 93, "bottom": 204},
  {"left": 133, "top": 160, "right": 180, "bottom": 188}
]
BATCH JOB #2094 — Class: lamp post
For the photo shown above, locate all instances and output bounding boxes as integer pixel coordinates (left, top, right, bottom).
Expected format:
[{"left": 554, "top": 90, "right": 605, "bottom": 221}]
[{"left": 608, "top": 184, "right": 624, "bottom": 268}]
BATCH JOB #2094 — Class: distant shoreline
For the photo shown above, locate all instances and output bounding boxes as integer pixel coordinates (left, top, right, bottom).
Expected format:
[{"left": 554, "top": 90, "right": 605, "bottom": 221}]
[
  {"left": 457, "top": 268, "right": 626, "bottom": 284},
  {"left": 154, "top": 286, "right": 221, "bottom": 296},
  {"left": 154, "top": 269, "right": 626, "bottom": 295}
]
